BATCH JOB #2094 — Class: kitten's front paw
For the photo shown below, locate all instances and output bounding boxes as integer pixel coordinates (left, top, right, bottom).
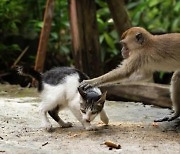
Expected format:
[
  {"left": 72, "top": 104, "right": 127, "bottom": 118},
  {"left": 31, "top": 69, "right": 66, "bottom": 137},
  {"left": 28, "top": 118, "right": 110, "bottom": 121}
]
[
  {"left": 101, "top": 117, "right": 109, "bottom": 125},
  {"left": 85, "top": 126, "right": 98, "bottom": 131},
  {"left": 44, "top": 123, "right": 53, "bottom": 132},
  {"left": 61, "top": 122, "right": 73, "bottom": 128},
  {"left": 100, "top": 111, "right": 109, "bottom": 125}
]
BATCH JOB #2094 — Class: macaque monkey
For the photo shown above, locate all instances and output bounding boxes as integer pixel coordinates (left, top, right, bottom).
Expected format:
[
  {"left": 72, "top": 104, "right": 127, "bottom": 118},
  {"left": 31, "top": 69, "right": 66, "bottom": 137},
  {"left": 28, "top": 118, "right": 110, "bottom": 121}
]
[{"left": 80, "top": 27, "right": 180, "bottom": 122}]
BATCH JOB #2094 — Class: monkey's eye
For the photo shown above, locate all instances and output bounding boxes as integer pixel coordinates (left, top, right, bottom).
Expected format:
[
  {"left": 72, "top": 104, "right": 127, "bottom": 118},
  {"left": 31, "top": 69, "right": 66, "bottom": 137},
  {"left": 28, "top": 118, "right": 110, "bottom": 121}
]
[{"left": 135, "top": 33, "right": 144, "bottom": 44}]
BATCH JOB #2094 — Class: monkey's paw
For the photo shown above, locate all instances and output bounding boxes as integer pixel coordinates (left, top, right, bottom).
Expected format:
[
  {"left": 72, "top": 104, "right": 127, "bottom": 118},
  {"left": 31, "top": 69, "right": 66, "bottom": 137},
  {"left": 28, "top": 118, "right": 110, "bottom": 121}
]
[{"left": 79, "top": 80, "right": 94, "bottom": 90}]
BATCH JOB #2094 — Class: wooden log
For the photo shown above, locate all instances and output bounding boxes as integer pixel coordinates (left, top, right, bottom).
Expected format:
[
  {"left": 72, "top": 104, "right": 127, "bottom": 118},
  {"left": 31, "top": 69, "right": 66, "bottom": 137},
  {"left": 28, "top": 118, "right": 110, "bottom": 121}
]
[
  {"left": 34, "top": 0, "right": 55, "bottom": 72},
  {"left": 68, "top": 0, "right": 102, "bottom": 77},
  {"left": 107, "top": 0, "right": 131, "bottom": 38},
  {"left": 100, "top": 82, "right": 172, "bottom": 108}
]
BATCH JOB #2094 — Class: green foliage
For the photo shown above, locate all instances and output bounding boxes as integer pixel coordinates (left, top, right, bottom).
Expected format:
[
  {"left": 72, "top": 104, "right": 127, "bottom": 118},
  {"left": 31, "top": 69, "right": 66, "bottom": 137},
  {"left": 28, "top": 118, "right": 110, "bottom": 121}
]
[
  {"left": 0, "top": 0, "right": 46, "bottom": 37},
  {"left": 0, "top": 0, "right": 180, "bottom": 72},
  {"left": 0, "top": 0, "right": 72, "bottom": 69},
  {"left": 0, "top": 0, "right": 46, "bottom": 69},
  {"left": 127, "top": 0, "right": 180, "bottom": 81},
  {"left": 0, "top": 0, "right": 23, "bottom": 69},
  {"left": 0, "top": 43, "right": 21, "bottom": 68},
  {"left": 49, "top": 0, "right": 71, "bottom": 56},
  {"left": 127, "top": 0, "right": 180, "bottom": 32},
  {"left": 0, "top": 0, "right": 23, "bottom": 34},
  {"left": 95, "top": 0, "right": 180, "bottom": 71},
  {"left": 96, "top": 0, "right": 119, "bottom": 66}
]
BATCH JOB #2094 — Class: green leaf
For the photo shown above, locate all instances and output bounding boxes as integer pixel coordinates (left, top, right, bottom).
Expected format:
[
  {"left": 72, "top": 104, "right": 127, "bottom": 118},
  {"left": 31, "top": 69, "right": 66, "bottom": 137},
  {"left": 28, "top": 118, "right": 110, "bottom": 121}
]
[
  {"left": 104, "top": 32, "right": 115, "bottom": 49},
  {"left": 50, "top": 32, "right": 58, "bottom": 40},
  {"left": 96, "top": 0, "right": 107, "bottom": 8},
  {"left": 99, "top": 35, "right": 104, "bottom": 44},
  {"left": 60, "top": 46, "right": 70, "bottom": 54},
  {"left": 149, "top": 0, "right": 161, "bottom": 7}
]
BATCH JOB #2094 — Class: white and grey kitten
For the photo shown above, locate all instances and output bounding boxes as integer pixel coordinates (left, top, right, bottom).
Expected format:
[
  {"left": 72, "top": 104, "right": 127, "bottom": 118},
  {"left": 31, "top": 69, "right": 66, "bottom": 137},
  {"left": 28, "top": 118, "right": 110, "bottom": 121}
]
[{"left": 18, "top": 66, "right": 109, "bottom": 131}]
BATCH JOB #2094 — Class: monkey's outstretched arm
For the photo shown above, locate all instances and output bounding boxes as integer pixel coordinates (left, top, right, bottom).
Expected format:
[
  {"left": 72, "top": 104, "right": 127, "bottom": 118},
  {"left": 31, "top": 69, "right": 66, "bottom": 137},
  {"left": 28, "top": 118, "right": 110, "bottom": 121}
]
[
  {"left": 81, "top": 55, "right": 142, "bottom": 87},
  {"left": 82, "top": 67, "right": 128, "bottom": 86},
  {"left": 121, "top": 70, "right": 153, "bottom": 83}
]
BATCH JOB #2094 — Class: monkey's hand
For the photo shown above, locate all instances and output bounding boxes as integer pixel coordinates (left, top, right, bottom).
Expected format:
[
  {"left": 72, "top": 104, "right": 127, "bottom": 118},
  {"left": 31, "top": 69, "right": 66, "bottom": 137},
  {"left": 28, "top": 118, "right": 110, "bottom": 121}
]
[{"left": 79, "top": 79, "right": 96, "bottom": 90}]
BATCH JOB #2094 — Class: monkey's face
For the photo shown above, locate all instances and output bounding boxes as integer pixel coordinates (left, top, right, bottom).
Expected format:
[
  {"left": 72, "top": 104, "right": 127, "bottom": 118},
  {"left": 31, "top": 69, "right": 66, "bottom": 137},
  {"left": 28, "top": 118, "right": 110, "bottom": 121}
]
[
  {"left": 120, "top": 27, "right": 146, "bottom": 59},
  {"left": 120, "top": 40, "right": 130, "bottom": 59}
]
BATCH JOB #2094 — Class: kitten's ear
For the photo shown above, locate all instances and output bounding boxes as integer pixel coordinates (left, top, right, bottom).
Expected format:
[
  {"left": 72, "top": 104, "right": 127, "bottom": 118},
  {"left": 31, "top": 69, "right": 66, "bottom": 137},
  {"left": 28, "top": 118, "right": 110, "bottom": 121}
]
[
  {"left": 97, "top": 91, "right": 107, "bottom": 105},
  {"left": 78, "top": 87, "right": 87, "bottom": 100}
]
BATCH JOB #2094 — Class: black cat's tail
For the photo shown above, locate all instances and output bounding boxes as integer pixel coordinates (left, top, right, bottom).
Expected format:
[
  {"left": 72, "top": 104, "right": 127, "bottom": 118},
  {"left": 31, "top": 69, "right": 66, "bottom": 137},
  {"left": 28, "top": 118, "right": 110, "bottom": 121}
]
[{"left": 16, "top": 66, "right": 43, "bottom": 91}]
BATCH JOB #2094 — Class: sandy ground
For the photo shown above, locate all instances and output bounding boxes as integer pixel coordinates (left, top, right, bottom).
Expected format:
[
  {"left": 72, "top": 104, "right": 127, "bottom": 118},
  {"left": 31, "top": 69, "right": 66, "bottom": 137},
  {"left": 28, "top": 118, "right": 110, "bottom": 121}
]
[{"left": 0, "top": 84, "right": 180, "bottom": 154}]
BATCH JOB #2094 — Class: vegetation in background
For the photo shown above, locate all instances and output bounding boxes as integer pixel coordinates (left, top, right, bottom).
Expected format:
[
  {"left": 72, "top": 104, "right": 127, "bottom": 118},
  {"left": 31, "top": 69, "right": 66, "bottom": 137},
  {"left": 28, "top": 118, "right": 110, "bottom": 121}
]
[
  {"left": 96, "top": 0, "right": 120, "bottom": 70},
  {"left": 126, "top": 0, "right": 180, "bottom": 82},
  {"left": 0, "top": 0, "right": 45, "bottom": 70},
  {"left": 96, "top": 0, "right": 180, "bottom": 71},
  {"left": 127, "top": 0, "right": 180, "bottom": 32},
  {"left": 0, "top": 0, "right": 180, "bottom": 73}
]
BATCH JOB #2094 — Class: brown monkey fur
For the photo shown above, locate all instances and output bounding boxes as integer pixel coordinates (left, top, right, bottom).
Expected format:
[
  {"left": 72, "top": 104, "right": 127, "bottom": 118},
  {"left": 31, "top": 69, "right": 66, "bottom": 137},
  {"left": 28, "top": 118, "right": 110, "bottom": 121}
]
[{"left": 81, "top": 27, "right": 180, "bottom": 122}]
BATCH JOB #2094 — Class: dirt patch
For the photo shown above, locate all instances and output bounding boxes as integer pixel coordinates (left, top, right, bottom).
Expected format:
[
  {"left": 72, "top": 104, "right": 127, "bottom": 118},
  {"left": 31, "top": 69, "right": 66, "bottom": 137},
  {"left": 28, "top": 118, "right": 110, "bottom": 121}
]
[{"left": 0, "top": 84, "right": 180, "bottom": 154}]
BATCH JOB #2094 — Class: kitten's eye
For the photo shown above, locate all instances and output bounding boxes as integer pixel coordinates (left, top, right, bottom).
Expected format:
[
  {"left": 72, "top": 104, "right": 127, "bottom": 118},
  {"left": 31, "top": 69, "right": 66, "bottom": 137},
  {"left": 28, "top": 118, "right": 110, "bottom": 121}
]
[{"left": 81, "top": 109, "right": 86, "bottom": 114}]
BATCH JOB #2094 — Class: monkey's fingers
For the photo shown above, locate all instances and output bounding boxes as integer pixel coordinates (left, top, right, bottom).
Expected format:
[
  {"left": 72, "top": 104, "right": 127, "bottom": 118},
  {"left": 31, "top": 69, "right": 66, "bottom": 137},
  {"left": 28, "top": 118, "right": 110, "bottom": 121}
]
[{"left": 79, "top": 81, "right": 93, "bottom": 90}]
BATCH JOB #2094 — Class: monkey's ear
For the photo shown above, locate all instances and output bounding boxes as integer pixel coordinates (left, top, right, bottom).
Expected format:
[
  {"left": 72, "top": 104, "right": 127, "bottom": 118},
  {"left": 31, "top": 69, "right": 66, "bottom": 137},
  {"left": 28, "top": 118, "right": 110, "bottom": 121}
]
[{"left": 135, "top": 33, "right": 144, "bottom": 44}]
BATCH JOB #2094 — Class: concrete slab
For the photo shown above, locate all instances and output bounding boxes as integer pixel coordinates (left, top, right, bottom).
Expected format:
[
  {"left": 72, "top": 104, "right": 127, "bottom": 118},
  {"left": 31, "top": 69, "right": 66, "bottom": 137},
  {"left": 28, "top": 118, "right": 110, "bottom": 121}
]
[{"left": 0, "top": 84, "right": 180, "bottom": 154}]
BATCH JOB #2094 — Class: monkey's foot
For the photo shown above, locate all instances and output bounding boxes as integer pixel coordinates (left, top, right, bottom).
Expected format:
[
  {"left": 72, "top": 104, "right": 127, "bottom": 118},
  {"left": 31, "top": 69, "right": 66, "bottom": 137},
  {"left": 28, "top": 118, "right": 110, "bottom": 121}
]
[{"left": 154, "top": 114, "right": 179, "bottom": 122}]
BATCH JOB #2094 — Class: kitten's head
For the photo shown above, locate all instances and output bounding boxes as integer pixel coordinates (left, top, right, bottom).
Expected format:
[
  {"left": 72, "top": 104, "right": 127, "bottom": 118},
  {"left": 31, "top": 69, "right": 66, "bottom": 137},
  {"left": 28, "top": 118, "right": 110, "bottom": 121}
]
[{"left": 78, "top": 87, "right": 107, "bottom": 122}]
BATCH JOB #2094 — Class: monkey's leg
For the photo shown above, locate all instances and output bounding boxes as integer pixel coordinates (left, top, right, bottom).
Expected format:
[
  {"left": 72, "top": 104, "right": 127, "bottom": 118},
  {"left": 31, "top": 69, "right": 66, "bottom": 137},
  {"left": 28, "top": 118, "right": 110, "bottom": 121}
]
[
  {"left": 48, "top": 106, "right": 72, "bottom": 128},
  {"left": 154, "top": 71, "right": 180, "bottom": 122}
]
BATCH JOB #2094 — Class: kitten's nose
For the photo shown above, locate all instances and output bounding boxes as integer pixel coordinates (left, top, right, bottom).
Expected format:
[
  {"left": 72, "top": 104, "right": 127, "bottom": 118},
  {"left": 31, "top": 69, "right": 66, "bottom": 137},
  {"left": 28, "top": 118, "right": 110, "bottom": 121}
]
[{"left": 86, "top": 119, "right": 90, "bottom": 123}]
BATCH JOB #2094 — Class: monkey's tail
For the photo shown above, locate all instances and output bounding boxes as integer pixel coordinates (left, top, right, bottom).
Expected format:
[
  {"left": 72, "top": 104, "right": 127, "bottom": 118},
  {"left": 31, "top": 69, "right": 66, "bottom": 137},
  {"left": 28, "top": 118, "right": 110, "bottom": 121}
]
[{"left": 16, "top": 66, "right": 43, "bottom": 92}]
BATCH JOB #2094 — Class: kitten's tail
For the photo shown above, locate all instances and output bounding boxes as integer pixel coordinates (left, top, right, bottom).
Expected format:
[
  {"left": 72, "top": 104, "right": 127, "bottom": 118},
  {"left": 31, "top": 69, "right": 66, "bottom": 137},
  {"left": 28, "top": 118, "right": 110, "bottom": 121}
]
[{"left": 16, "top": 66, "right": 43, "bottom": 91}]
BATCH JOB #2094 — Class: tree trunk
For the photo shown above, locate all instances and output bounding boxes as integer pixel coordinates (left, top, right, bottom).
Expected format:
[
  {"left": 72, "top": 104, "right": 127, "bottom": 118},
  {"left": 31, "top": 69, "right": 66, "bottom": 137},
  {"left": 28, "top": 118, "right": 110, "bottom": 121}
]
[
  {"left": 34, "top": 0, "right": 54, "bottom": 72},
  {"left": 107, "top": 0, "right": 131, "bottom": 38},
  {"left": 68, "top": 0, "right": 102, "bottom": 77},
  {"left": 100, "top": 83, "right": 172, "bottom": 108}
]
